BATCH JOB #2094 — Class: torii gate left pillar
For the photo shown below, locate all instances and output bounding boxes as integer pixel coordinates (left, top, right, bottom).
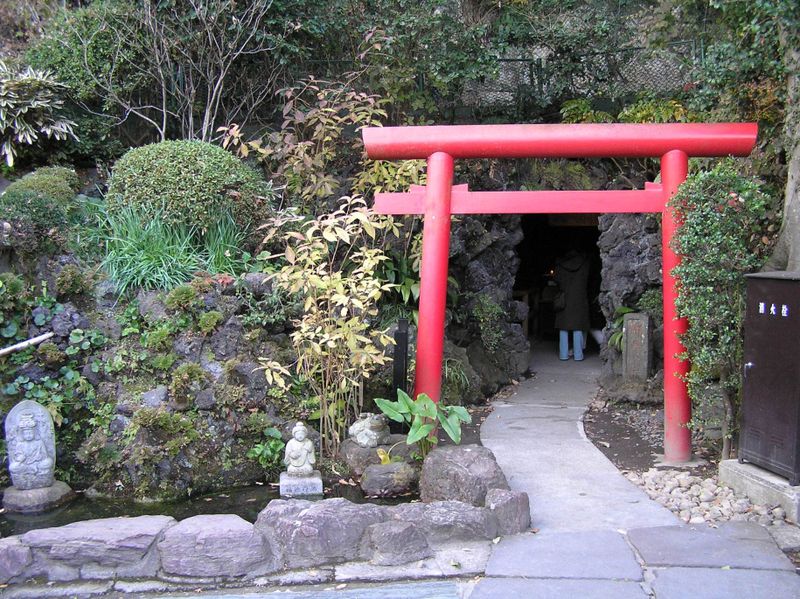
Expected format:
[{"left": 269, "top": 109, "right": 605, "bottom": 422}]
[{"left": 364, "top": 123, "right": 757, "bottom": 463}]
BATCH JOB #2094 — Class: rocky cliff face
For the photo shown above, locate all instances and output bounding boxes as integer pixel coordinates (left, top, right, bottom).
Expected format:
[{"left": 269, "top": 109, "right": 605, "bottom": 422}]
[
  {"left": 597, "top": 213, "right": 663, "bottom": 376},
  {"left": 446, "top": 215, "right": 530, "bottom": 398}
]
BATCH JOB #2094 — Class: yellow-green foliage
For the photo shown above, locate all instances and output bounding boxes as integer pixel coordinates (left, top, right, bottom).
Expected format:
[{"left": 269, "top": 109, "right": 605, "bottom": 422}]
[
  {"left": 107, "top": 140, "right": 274, "bottom": 232},
  {"left": 55, "top": 264, "right": 94, "bottom": 298},
  {"left": 220, "top": 79, "right": 411, "bottom": 213},
  {"left": 165, "top": 284, "right": 199, "bottom": 312},
  {"left": 198, "top": 310, "right": 224, "bottom": 334},
  {"left": 5, "top": 167, "right": 77, "bottom": 205},
  {"left": 130, "top": 408, "right": 199, "bottom": 457},
  {"left": 260, "top": 196, "right": 399, "bottom": 456},
  {"left": 36, "top": 341, "right": 66, "bottom": 367}
]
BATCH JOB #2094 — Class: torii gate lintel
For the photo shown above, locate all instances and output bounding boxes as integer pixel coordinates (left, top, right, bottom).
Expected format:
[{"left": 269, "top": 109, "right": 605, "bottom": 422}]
[{"left": 363, "top": 124, "right": 757, "bottom": 464}]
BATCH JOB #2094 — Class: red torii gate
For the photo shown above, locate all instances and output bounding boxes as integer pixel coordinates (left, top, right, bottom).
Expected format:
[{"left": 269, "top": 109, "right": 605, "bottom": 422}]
[{"left": 362, "top": 123, "right": 757, "bottom": 464}]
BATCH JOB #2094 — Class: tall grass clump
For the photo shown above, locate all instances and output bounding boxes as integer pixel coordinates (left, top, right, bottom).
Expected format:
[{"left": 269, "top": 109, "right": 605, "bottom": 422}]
[
  {"left": 101, "top": 207, "right": 204, "bottom": 294},
  {"left": 204, "top": 212, "right": 250, "bottom": 275}
]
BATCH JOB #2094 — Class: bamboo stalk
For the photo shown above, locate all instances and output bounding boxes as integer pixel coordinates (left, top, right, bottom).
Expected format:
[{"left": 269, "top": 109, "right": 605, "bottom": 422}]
[{"left": 0, "top": 332, "right": 55, "bottom": 358}]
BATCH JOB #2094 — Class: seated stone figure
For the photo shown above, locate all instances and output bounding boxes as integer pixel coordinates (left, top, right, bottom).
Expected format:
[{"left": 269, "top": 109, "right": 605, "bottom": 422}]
[
  {"left": 283, "top": 422, "right": 315, "bottom": 477},
  {"left": 348, "top": 413, "right": 391, "bottom": 448},
  {"left": 8, "top": 410, "right": 54, "bottom": 490}
]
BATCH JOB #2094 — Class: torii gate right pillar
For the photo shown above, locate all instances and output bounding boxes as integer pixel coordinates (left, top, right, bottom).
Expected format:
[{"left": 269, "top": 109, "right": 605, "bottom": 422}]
[{"left": 661, "top": 149, "right": 691, "bottom": 462}]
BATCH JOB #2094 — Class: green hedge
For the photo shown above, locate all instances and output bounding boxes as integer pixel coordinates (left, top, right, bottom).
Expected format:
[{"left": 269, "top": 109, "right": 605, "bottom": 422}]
[
  {"left": 4, "top": 167, "right": 78, "bottom": 205},
  {"left": 107, "top": 140, "right": 273, "bottom": 232}
]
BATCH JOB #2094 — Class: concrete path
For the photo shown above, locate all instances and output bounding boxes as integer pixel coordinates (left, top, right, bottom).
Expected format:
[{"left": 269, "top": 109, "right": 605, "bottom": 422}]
[
  {"left": 481, "top": 348, "right": 676, "bottom": 532},
  {"left": 473, "top": 343, "right": 800, "bottom": 598}
]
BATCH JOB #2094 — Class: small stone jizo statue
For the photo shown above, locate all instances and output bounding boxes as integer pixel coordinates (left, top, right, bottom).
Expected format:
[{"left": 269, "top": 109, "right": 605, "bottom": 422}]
[
  {"left": 283, "top": 421, "right": 315, "bottom": 477},
  {"left": 4, "top": 399, "right": 75, "bottom": 513},
  {"left": 7, "top": 401, "right": 55, "bottom": 490}
]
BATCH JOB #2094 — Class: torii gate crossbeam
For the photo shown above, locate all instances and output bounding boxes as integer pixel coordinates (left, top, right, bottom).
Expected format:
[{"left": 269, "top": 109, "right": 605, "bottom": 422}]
[{"left": 363, "top": 123, "right": 757, "bottom": 463}]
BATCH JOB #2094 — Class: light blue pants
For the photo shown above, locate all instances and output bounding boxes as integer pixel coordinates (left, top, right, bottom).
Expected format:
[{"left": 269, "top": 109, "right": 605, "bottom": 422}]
[{"left": 559, "top": 330, "right": 584, "bottom": 361}]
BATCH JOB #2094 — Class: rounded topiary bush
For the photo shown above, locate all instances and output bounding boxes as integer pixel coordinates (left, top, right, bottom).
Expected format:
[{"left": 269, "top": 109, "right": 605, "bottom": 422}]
[
  {"left": 107, "top": 140, "right": 273, "bottom": 232},
  {"left": 4, "top": 167, "right": 78, "bottom": 206},
  {"left": 0, "top": 189, "right": 69, "bottom": 256}
]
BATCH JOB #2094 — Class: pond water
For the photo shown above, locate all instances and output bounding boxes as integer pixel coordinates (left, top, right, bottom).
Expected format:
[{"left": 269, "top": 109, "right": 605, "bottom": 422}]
[{"left": 0, "top": 482, "right": 410, "bottom": 537}]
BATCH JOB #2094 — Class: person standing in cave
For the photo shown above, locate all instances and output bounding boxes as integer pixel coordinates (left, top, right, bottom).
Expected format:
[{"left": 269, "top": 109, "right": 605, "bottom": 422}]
[{"left": 554, "top": 248, "right": 590, "bottom": 361}]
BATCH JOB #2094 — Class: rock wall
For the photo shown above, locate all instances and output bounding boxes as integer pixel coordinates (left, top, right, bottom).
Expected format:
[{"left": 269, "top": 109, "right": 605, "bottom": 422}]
[
  {"left": 597, "top": 213, "right": 663, "bottom": 376},
  {"left": 0, "top": 460, "right": 530, "bottom": 594},
  {"left": 447, "top": 215, "right": 530, "bottom": 398}
]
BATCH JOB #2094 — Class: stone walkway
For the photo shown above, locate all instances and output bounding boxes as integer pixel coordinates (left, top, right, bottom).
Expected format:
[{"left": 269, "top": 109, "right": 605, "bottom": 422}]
[{"left": 473, "top": 346, "right": 800, "bottom": 598}]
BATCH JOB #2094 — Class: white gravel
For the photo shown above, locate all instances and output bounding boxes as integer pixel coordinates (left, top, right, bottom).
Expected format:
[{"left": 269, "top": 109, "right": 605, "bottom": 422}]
[{"left": 624, "top": 468, "right": 788, "bottom": 527}]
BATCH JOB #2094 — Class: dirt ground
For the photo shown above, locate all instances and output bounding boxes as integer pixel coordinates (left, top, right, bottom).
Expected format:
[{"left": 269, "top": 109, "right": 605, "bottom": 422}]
[{"left": 582, "top": 394, "right": 719, "bottom": 479}]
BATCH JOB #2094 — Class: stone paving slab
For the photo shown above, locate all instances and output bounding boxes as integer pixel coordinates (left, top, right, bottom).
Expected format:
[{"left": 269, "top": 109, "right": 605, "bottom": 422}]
[
  {"left": 149, "top": 581, "right": 462, "bottom": 598},
  {"left": 649, "top": 567, "right": 800, "bottom": 599},
  {"left": 3, "top": 581, "right": 113, "bottom": 598},
  {"left": 334, "top": 557, "right": 444, "bottom": 582},
  {"left": 469, "top": 578, "right": 649, "bottom": 599},
  {"left": 480, "top": 352, "right": 677, "bottom": 532},
  {"left": 485, "top": 530, "right": 642, "bottom": 580},
  {"left": 627, "top": 523, "right": 795, "bottom": 570}
]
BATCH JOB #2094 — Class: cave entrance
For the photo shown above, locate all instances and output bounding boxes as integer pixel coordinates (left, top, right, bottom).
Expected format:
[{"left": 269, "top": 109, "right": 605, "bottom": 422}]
[
  {"left": 362, "top": 121, "right": 756, "bottom": 463},
  {"left": 513, "top": 214, "right": 602, "bottom": 350}
]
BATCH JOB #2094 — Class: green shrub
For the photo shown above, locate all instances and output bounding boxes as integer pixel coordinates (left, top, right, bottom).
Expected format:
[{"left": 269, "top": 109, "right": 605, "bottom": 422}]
[
  {"left": 101, "top": 207, "right": 204, "bottom": 294},
  {"left": 141, "top": 323, "right": 173, "bottom": 351},
  {"left": 0, "top": 60, "right": 76, "bottom": 167},
  {"left": 34, "top": 167, "right": 81, "bottom": 192},
  {"left": 107, "top": 140, "right": 273, "bottom": 233},
  {"left": 165, "top": 285, "right": 200, "bottom": 313},
  {"left": 55, "top": 264, "right": 95, "bottom": 298},
  {"left": 670, "top": 160, "right": 780, "bottom": 458},
  {"left": 5, "top": 168, "right": 77, "bottom": 206},
  {"left": 0, "top": 189, "right": 69, "bottom": 257},
  {"left": 26, "top": 3, "right": 147, "bottom": 105},
  {"left": 169, "top": 362, "right": 208, "bottom": 408}
]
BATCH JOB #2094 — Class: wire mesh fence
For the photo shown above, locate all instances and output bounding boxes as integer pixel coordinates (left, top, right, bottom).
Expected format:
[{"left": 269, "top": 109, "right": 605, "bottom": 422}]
[
  {"left": 295, "top": 40, "right": 704, "bottom": 120},
  {"left": 464, "top": 40, "right": 703, "bottom": 117}
]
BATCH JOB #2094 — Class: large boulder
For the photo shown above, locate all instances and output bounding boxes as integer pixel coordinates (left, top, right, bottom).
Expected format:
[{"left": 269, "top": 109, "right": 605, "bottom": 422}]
[
  {"left": 389, "top": 501, "right": 499, "bottom": 545},
  {"left": 255, "top": 498, "right": 386, "bottom": 569},
  {"left": 360, "top": 462, "right": 419, "bottom": 497},
  {"left": 136, "top": 290, "right": 168, "bottom": 322},
  {"left": 485, "top": 488, "right": 531, "bottom": 535},
  {"left": 420, "top": 445, "right": 508, "bottom": 506},
  {"left": 360, "top": 520, "right": 433, "bottom": 566},
  {"left": 209, "top": 316, "right": 243, "bottom": 360},
  {"left": 339, "top": 434, "right": 416, "bottom": 476},
  {"left": 20, "top": 515, "right": 174, "bottom": 581},
  {"left": 157, "top": 514, "right": 272, "bottom": 578},
  {"left": 0, "top": 538, "right": 32, "bottom": 584}
]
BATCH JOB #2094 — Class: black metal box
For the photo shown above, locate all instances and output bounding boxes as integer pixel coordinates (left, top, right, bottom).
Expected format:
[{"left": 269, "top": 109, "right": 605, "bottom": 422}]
[{"left": 739, "top": 271, "right": 800, "bottom": 485}]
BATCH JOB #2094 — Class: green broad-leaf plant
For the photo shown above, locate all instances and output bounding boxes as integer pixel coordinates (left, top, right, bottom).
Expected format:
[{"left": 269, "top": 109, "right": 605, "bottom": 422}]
[
  {"left": 259, "top": 196, "right": 400, "bottom": 456},
  {"left": 375, "top": 389, "right": 471, "bottom": 460}
]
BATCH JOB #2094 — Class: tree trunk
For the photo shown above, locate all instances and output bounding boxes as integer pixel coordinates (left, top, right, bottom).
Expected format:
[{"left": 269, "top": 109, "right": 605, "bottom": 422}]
[
  {"left": 720, "top": 370, "right": 735, "bottom": 461},
  {"left": 764, "top": 21, "right": 800, "bottom": 272}
]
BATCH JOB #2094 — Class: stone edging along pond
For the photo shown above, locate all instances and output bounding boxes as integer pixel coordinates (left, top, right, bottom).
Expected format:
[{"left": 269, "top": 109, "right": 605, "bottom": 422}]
[{"left": 0, "top": 447, "right": 531, "bottom": 595}]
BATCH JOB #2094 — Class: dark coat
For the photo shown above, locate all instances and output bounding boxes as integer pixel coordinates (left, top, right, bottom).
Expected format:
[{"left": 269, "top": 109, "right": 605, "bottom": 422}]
[{"left": 554, "top": 250, "right": 590, "bottom": 331}]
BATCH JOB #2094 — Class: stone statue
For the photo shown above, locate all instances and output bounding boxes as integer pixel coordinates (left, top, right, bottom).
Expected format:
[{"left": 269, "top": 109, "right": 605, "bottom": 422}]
[
  {"left": 3, "top": 400, "right": 74, "bottom": 513},
  {"left": 348, "top": 412, "right": 391, "bottom": 448},
  {"left": 283, "top": 421, "right": 315, "bottom": 477},
  {"left": 6, "top": 400, "right": 55, "bottom": 490}
]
